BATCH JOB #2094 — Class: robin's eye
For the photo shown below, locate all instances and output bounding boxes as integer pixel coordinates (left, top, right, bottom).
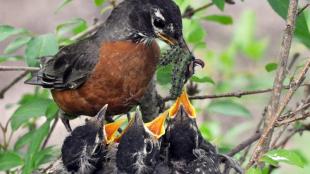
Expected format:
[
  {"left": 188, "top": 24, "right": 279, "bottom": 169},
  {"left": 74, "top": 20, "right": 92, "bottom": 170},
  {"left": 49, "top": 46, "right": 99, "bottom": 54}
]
[
  {"left": 153, "top": 18, "right": 165, "bottom": 29},
  {"left": 145, "top": 139, "right": 153, "bottom": 154}
]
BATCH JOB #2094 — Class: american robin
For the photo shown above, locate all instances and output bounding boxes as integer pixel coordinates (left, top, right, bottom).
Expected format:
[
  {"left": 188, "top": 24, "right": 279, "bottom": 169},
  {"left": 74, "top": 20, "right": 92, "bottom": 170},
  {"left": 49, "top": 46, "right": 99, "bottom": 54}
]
[
  {"left": 161, "top": 91, "right": 221, "bottom": 174},
  {"left": 25, "top": 0, "right": 196, "bottom": 131},
  {"left": 115, "top": 108, "right": 167, "bottom": 174},
  {"left": 61, "top": 105, "right": 125, "bottom": 173}
]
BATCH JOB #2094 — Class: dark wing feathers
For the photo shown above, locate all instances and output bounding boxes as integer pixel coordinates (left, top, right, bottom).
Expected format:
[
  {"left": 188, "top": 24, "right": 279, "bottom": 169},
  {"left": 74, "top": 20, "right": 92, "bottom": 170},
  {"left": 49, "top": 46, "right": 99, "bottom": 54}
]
[{"left": 25, "top": 38, "right": 100, "bottom": 90}]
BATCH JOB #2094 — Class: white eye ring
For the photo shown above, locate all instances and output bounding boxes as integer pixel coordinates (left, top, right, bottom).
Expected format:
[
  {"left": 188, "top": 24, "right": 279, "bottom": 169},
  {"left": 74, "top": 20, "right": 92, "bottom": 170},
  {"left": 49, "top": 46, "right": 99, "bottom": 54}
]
[{"left": 154, "top": 8, "right": 165, "bottom": 22}]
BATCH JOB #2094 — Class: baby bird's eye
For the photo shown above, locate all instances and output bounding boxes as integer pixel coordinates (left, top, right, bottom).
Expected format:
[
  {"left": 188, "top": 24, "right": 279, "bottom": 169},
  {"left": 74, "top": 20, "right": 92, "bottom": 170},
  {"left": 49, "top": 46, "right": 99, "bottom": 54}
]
[{"left": 145, "top": 139, "right": 153, "bottom": 154}]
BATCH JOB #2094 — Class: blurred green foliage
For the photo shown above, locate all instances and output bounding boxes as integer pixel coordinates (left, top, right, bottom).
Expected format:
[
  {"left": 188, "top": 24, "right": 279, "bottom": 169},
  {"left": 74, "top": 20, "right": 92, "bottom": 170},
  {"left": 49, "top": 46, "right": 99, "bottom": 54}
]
[{"left": 0, "top": 0, "right": 309, "bottom": 173}]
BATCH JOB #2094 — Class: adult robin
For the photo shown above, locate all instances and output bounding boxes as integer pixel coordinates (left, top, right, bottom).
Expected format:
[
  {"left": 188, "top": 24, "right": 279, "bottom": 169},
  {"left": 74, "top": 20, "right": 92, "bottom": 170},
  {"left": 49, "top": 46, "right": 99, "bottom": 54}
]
[
  {"left": 25, "top": 0, "right": 201, "bottom": 131},
  {"left": 61, "top": 105, "right": 125, "bottom": 173},
  {"left": 161, "top": 91, "right": 221, "bottom": 174}
]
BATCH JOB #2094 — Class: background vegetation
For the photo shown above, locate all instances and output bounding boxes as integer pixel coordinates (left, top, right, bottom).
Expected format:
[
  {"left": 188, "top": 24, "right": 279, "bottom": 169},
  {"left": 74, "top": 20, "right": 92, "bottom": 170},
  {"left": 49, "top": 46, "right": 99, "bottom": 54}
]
[{"left": 0, "top": 0, "right": 309, "bottom": 173}]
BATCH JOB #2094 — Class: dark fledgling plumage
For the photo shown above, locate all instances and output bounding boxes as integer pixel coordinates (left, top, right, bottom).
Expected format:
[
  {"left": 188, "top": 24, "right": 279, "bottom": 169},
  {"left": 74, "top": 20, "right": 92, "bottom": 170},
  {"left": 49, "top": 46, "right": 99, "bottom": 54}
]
[
  {"left": 61, "top": 105, "right": 108, "bottom": 173},
  {"left": 159, "top": 92, "right": 221, "bottom": 174},
  {"left": 116, "top": 108, "right": 164, "bottom": 174},
  {"left": 25, "top": 0, "right": 197, "bottom": 131}
]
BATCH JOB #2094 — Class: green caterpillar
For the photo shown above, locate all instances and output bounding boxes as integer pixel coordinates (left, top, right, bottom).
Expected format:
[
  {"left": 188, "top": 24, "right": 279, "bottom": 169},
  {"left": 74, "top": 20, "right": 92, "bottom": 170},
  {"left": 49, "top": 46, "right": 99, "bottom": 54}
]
[{"left": 159, "top": 46, "right": 194, "bottom": 98}]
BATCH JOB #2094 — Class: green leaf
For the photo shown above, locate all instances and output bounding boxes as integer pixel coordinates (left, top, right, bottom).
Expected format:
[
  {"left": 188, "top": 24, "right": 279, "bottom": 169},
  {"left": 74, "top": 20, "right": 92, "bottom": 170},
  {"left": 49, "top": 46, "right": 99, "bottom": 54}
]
[
  {"left": 55, "top": 0, "right": 73, "bottom": 13},
  {"left": 23, "top": 121, "right": 51, "bottom": 174},
  {"left": 191, "top": 75, "right": 215, "bottom": 84},
  {"left": 93, "top": 0, "right": 106, "bottom": 6},
  {"left": 267, "top": 0, "right": 310, "bottom": 48},
  {"left": 25, "top": 34, "right": 59, "bottom": 67},
  {"left": 262, "top": 149, "right": 305, "bottom": 168},
  {"left": 246, "top": 167, "right": 262, "bottom": 174},
  {"left": 207, "top": 100, "right": 251, "bottom": 117},
  {"left": 4, "top": 36, "right": 32, "bottom": 54},
  {"left": 156, "top": 65, "right": 172, "bottom": 85},
  {"left": 33, "top": 146, "right": 58, "bottom": 168},
  {"left": 45, "top": 102, "right": 59, "bottom": 120},
  {"left": 212, "top": 0, "right": 225, "bottom": 11},
  {"left": 11, "top": 98, "right": 53, "bottom": 130},
  {"left": 0, "top": 25, "right": 28, "bottom": 42},
  {"left": 265, "top": 62, "right": 278, "bottom": 72},
  {"left": 56, "top": 18, "right": 88, "bottom": 37},
  {"left": 14, "top": 130, "right": 35, "bottom": 150},
  {"left": 203, "top": 15, "right": 233, "bottom": 25},
  {"left": 0, "top": 151, "right": 23, "bottom": 171}
]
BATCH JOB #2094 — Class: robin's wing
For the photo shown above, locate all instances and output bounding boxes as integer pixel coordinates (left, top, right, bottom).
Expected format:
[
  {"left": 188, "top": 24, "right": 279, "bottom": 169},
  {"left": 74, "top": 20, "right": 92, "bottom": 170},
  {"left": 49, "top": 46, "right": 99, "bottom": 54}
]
[{"left": 25, "top": 37, "right": 100, "bottom": 90}]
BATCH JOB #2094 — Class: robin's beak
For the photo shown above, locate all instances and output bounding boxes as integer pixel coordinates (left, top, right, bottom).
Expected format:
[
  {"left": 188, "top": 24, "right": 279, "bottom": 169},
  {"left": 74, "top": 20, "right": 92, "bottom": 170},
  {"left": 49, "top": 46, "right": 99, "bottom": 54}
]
[
  {"left": 145, "top": 111, "right": 168, "bottom": 139},
  {"left": 157, "top": 32, "right": 178, "bottom": 46},
  {"left": 103, "top": 118, "right": 126, "bottom": 144},
  {"left": 168, "top": 91, "right": 196, "bottom": 119}
]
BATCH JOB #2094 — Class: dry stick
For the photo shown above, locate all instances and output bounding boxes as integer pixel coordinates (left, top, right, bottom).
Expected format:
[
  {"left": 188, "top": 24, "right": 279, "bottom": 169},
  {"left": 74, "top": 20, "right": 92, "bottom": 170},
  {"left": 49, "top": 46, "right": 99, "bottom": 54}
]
[
  {"left": 227, "top": 132, "right": 262, "bottom": 157},
  {"left": 0, "top": 66, "right": 39, "bottom": 72},
  {"left": 163, "top": 84, "right": 310, "bottom": 102},
  {"left": 249, "top": 58, "right": 310, "bottom": 168},
  {"left": 182, "top": 2, "right": 213, "bottom": 18},
  {"left": 297, "top": 3, "right": 310, "bottom": 16},
  {"left": 247, "top": 0, "right": 299, "bottom": 167},
  {"left": 42, "top": 117, "right": 59, "bottom": 149},
  {"left": 0, "top": 71, "right": 28, "bottom": 98}
]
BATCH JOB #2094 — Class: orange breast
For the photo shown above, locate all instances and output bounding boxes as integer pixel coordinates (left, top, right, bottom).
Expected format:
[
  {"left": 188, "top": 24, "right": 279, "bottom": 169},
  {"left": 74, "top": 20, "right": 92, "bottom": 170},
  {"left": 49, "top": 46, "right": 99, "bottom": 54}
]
[{"left": 51, "top": 41, "right": 160, "bottom": 116}]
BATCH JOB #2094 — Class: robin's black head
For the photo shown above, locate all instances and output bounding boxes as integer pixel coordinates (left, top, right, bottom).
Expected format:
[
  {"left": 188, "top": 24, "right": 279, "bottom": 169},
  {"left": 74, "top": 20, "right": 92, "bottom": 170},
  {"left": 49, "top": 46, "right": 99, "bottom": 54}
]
[
  {"left": 116, "top": 108, "right": 166, "bottom": 174},
  {"left": 130, "top": 0, "right": 183, "bottom": 46},
  {"left": 105, "top": 0, "right": 187, "bottom": 48}
]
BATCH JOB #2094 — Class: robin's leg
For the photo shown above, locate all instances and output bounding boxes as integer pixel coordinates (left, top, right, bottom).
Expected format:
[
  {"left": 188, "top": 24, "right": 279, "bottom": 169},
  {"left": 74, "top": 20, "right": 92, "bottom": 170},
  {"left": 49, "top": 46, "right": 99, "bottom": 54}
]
[{"left": 58, "top": 110, "right": 73, "bottom": 132}]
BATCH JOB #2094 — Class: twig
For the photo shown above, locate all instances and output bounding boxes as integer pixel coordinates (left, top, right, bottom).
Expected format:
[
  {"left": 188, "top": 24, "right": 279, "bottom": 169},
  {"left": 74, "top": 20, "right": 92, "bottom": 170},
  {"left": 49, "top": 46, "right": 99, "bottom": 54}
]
[
  {"left": 297, "top": 3, "right": 310, "bottom": 16},
  {"left": 0, "top": 66, "right": 39, "bottom": 72},
  {"left": 182, "top": 2, "right": 213, "bottom": 18},
  {"left": 163, "top": 83, "right": 310, "bottom": 102},
  {"left": 227, "top": 132, "right": 261, "bottom": 157},
  {"left": 275, "top": 124, "right": 310, "bottom": 148},
  {"left": 69, "top": 22, "right": 103, "bottom": 41},
  {"left": 288, "top": 53, "right": 300, "bottom": 70},
  {"left": 249, "top": 58, "right": 309, "bottom": 167},
  {"left": 42, "top": 117, "right": 59, "bottom": 149},
  {"left": 0, "top": 71, "right": 28, "bottom": 99},
  {"left": 248, "top": 0, "right": 300, "bottom": 167}
]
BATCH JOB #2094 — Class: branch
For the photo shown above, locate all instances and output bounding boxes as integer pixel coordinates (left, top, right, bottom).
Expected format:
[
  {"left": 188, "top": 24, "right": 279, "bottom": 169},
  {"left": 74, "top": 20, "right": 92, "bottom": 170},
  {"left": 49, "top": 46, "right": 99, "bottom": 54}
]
[
  {"left": 249, "top": 58, "right": 309, "bottom": 167},
  {"left": 248, "top": 0, "right": 300, "bottom": 167},
  {"left": 163, "top": 83, "right": 310, "bottom": 102},
  {"left": 182, "top": 3, "right": 213, "bottom": 18},
  {"left": 227, "top": 132, "right": 262, "bottom": 157},
  {"left": 0, "top": 71, "right": 28, "bottom": 99},
  {"left": 0, "top": 66, "right": 39, "bottom": 72}
]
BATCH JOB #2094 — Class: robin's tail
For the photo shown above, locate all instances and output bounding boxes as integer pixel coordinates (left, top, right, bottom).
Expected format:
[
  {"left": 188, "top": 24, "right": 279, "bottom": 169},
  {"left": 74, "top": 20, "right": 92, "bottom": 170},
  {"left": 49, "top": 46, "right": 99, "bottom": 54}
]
[{"left": 24, "top": 56, "right": 53, "bottom": 87}]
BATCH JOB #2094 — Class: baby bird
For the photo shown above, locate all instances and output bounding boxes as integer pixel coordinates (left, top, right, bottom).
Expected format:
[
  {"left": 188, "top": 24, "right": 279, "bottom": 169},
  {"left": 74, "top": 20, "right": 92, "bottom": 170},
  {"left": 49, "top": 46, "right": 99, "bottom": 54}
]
[
  {"left": 61, "top": 105, "right": 124, "bottom": 174},
  {"left": 116, "top": 108, "right": 167, "bottom": 174},
  {"left": 161, "top": 91, "right": 221, "bottom": 174}
]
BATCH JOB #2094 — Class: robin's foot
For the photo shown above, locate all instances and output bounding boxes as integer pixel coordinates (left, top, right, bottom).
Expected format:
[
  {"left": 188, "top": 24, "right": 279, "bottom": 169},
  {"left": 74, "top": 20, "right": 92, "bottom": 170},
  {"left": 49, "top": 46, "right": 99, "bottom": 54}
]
[{"left": 59, "top": 110, "right": 73, "bottom": 132}]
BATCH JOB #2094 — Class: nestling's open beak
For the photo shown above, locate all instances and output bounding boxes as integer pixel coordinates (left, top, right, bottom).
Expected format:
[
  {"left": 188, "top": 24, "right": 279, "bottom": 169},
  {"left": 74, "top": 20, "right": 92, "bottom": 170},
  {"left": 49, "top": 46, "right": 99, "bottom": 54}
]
[
  {"left": 145, "top": 111, "right": 168, "bottom": 139},
  {"left": 168, "top": 90, "right": 196, "bottom": 119},
  {"left": 103, "top": 118, "right": 126, "bottom": 144}
]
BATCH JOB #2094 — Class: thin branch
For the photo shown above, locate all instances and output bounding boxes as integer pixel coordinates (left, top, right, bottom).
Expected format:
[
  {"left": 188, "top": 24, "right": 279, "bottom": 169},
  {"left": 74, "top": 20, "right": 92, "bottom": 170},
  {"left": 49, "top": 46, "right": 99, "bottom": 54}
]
[
  {"left": 297, "top": 3, "right": 310, "bottom": 16},
  {"left": 248, "top": 0, "right": 300, "bottom": 167},
  {"left": 182, "top": 2, "right": 213, "bottom": 18},
  {"left": 69, "top": 22, "right": 103, "bottom": 41},
  {"left": 163, "top": 83, "right": 310, "bottom": 102},
  {"left": 42, "top": 117, "right": 59, "bottom": 149},
  {"left": 249, "top": 58, "right": 310, "bottom": 167},
  {"left": 227, "top": 132, "right": 262, "bottom": 157},
  {"left": 0, "top": 66, "right": 39, "bottom": 72},
  {"left": 0, "top": 71, "right": 28, "bottom": 98}
]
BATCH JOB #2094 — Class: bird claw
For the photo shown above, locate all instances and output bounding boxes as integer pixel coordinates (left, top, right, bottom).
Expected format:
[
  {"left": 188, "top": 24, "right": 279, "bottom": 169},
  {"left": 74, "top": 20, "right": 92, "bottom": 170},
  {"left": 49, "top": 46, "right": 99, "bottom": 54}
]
[
  {"left": 185, "top": 57, "right": 205, "bottom": 80},
  {"left": 219, "top": 154, "right": 244, "bottom": 174}
]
